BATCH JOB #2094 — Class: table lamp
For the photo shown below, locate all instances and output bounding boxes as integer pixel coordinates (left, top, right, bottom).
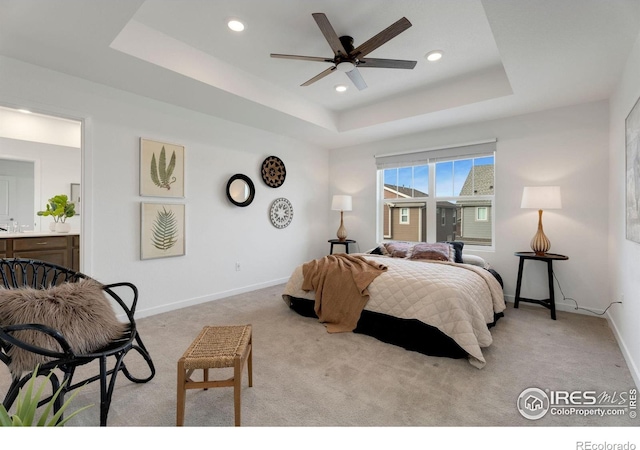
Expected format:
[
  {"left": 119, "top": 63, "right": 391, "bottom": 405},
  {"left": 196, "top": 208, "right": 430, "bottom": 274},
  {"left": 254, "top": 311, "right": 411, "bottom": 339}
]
[
  {"left": 521, "top": 186, "right": 562, "bottom": 255},
  {"left": 331, "top": 195, "right": 352, "bottom": 241}
]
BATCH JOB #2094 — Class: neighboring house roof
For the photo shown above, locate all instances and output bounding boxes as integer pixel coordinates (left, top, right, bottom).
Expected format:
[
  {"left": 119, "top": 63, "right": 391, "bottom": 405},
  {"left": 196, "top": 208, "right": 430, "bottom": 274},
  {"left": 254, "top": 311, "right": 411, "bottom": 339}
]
[
  {"left": 438, "top": 201, "right": 457, "bottom": 209},
  {"left": 457, "top": 165, "right": 494, "bottom": 207},
  {"left": 384, "top": 184, "right": 428, "bottom": 198},
  {"left": 459, "top": 165, "right": 494, "bottom": 196}
]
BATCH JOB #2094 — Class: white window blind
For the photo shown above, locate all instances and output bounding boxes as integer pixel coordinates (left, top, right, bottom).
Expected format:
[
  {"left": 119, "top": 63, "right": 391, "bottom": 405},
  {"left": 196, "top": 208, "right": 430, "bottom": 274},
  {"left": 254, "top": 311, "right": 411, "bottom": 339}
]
[{"left": 374, "top": 139, "right": 497, "bottom": 170}]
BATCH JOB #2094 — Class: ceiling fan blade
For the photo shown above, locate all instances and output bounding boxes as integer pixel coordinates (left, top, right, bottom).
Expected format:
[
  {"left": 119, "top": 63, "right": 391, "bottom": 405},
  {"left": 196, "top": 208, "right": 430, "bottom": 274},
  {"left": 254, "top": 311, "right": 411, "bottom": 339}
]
[
  {"left": 350, "top": 17, "right": 412, "bottom": 59},
  {"left": 312, "top": 12, "right": 348, "bottom": 56},
  {"left": 358, "top": 58, "right": 417, "bottom": 69},
  {"left": 346, "top": 68, "right": 367, "bottom": 91},
  {"left": 301, "top": 66, "right": 336, "bottom": 86},
  {"left": 271, "top": 54, "right": 334, "bottom": 63}
]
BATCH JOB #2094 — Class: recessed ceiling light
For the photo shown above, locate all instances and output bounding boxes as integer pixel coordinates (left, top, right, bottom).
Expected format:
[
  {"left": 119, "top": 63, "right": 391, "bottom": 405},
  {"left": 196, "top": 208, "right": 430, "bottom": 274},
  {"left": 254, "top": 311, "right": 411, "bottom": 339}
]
[
  {"left": 425, "top": 50, "right": 443, "bottom": 62},
  {"left": 227, "top": 19, "right": 245, "bottom": 32},
  {"left": 335, "top": 85, "right": 348, "bottom": 92}
]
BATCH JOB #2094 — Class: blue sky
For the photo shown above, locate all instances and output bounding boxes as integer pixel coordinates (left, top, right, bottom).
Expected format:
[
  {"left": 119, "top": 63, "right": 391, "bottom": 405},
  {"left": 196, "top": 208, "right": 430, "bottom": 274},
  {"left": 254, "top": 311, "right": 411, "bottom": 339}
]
[{"left": 384, "top": 156, "right": 494, "bottom": 197}]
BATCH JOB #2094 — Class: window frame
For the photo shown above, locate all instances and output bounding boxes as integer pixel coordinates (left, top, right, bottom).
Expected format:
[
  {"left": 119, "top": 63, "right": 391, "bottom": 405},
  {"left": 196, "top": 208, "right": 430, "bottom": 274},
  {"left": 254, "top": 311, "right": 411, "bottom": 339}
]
[
  {"left": 377, "top": 152, "right": 495, "bottom": 251},
  {"left": 476, "top": 206, "right": 488, "bottom": 222},
  {"left": 399, "top": 207, "right": 410, "bottom": 225}
]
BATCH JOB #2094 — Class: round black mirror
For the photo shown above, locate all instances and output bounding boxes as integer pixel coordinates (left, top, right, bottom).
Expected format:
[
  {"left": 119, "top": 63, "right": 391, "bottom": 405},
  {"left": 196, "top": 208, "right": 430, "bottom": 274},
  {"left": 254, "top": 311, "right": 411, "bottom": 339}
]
[{"left": 226, "top": 174, "right": 255, "bottom": 207}]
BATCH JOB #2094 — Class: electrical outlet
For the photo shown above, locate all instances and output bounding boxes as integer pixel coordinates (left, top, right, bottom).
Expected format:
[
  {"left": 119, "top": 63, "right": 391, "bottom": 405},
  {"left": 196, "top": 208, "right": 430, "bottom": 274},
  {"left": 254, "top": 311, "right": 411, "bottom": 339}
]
[{"left": 235, "top": 261, "right": 241, "bottom": 272}]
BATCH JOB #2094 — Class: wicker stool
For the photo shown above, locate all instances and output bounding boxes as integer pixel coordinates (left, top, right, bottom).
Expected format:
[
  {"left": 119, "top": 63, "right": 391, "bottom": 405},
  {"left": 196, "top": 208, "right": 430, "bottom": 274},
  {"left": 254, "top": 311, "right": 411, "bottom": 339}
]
[{"left": 176, "top": 325, "right": 253, "bottom": 426}]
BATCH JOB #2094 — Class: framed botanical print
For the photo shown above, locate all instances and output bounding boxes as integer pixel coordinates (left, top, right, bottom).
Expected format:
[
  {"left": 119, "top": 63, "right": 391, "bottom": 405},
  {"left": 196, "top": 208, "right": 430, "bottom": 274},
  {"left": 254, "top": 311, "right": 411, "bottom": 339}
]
[
  {"left": 140, "top": 138, "right": 185, "bottom": 198},
  {"left": 141, "top": 202, "right": 185, "bottom": 260}
]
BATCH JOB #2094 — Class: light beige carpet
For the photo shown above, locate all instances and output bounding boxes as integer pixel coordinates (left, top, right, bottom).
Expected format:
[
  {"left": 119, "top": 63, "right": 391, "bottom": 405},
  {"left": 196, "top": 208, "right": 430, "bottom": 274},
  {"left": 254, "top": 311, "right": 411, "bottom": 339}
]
[{"left": 1, "top": 283, "right": 637, "bottom": 430}]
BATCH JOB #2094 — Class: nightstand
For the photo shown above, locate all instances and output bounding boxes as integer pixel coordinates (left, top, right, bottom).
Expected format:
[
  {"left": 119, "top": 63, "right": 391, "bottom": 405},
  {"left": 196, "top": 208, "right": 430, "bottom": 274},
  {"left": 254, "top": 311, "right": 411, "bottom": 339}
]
[
  {"left": 328, "top": 239, "right": 356, "bottom": 255},
  {"left": 514, "top": 252, "right": 569, "bottom": 320}
]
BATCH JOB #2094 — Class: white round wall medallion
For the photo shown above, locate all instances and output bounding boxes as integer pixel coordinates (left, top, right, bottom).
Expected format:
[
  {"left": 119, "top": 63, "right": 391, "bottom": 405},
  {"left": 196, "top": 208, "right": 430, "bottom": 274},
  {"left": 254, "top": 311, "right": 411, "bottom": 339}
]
[{"left": 269, "top": 198, "right": 293, "bottom": 228}]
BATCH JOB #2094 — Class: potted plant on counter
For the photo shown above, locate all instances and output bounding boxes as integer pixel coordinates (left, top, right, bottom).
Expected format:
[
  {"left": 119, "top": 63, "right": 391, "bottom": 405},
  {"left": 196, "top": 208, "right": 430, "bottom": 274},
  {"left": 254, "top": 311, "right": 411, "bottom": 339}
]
[{"left": 37, "top": 194, "right": 76, "bottom": 233}]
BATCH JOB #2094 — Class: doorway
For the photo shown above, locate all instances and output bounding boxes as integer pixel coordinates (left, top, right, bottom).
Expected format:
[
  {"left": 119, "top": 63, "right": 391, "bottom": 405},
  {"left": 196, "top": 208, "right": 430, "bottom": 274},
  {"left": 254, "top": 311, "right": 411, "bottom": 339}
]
[{"left": 0, "top": 105, "right": 83, "bottom": 266}]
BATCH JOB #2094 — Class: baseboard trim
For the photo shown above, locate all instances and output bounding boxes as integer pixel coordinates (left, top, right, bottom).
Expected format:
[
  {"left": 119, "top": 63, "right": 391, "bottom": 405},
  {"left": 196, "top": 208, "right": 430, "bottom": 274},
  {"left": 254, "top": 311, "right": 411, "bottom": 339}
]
[
  {"left": 606, "top": 311, "right": 640, "bottom": 389},
  {"left": 503, "top": 295, "right": 607, "bottom": 316},
  {"left": 134, "top": 277, "right": 290, "bottom": 319}
]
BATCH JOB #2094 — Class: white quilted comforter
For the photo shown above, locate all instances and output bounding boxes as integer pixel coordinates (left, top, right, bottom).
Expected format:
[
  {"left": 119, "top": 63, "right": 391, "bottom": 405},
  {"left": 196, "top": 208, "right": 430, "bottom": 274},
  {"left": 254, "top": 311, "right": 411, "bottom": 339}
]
[{"left": 282, "top": 254, "right": 505, "bottom": 368}]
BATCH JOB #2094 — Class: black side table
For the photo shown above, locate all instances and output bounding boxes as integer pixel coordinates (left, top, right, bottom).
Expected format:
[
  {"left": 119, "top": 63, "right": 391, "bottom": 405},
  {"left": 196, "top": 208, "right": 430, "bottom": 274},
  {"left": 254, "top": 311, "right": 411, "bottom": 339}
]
[
  {"left": 328, "top": 239, "right": 356, "bottom": 255},
  {"left": 514, "top": 252, "right": 569, "bottom": 320}
]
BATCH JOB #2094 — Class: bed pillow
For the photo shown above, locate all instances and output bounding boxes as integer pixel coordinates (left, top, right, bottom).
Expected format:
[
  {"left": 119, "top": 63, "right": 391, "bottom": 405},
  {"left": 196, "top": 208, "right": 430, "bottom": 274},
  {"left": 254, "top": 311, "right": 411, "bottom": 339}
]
[
  {"left": 367, "top": 244, "right": 386, "bottom": 255},
  {"left": 0, "top": 278, "right": 126, "bottom": 377},
  {"left": 462, "top": 254, "right": 490, "bottom": 269},
  {"left": 382, "top": 242, "right": 414, "bottom": 258},
  {"left": 409, "top": 243, "right": 456, "bottom": 262},
  {"left": 441, "top": 241, "right": 464, "bottom": 263}
]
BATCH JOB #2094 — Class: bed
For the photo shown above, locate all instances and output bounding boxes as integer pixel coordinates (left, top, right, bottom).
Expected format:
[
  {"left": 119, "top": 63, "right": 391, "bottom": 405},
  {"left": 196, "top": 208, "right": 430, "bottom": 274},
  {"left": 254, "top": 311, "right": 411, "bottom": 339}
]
[{"left": 282, "top": 241, "right": 506, "bottom": 368}]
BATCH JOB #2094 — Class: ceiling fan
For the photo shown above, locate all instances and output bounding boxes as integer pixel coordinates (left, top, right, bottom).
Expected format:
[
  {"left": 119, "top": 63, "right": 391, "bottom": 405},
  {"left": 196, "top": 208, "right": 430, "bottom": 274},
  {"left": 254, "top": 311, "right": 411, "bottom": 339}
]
[{"left": 270, "top": 13, "right": 417, "bottom": 91}]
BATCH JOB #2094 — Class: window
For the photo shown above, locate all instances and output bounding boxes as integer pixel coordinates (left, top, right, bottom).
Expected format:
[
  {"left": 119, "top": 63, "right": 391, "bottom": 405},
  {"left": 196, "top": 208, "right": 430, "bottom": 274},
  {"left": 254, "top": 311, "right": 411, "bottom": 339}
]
[
  {"left": 376, "top": 141, "right": 495, "bottom": 248},
  {"left": 400, "top": 208, "right": 410, "bottom": 224}
]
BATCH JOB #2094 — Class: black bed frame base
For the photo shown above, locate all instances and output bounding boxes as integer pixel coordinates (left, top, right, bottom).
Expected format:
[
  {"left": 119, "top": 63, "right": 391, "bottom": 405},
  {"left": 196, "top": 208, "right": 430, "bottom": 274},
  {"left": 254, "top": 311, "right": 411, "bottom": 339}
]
[{"left": 288, "top": 297, "right": 503, "bottom": 360}]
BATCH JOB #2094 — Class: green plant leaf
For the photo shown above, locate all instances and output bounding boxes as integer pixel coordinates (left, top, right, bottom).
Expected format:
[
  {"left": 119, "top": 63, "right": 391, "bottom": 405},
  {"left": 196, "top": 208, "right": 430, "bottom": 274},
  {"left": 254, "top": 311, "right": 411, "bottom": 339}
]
[
  {"left": 47, "top": 394, "right": 92, "bottom": 426},
  {"left": 165, "top": 150, "right": 176, "bottom": 181},
  {"left": 151, "top": 206, "right": 178, "bottom": 251},
  {"left": 0, "top": 405, "right": 12, "bottom": 426},
  {"left": 0, "top": 365, "right": 91, "bottom": 427},
  {"left": 150, "top": 153, "right": 160, "bottom": 188},
  {"left": 37, "top": 195, "right": 74, "bottom": 222},
  {"left": 158, "top": 146, "right": 167, "bottom": 185},
  {"left": 20, "top": 373, "right": 45, "bottom": 426},
  {"left": 16, "top": 374, "right": 36, "bottom": 426}
]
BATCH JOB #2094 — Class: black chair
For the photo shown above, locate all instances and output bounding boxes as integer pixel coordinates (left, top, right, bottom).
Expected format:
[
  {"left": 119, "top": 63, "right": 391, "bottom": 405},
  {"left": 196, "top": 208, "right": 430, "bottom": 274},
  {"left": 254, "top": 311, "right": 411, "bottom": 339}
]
[{"left": 0, "top": 258, "right": 155, "bottom": 426}]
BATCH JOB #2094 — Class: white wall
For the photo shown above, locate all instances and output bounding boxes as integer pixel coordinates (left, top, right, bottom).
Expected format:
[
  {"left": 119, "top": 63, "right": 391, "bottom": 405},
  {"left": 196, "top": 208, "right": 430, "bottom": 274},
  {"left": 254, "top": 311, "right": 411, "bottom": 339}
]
[
  {"left": 329, "top": 101, "right": 611, "bottom": 317},
  {"left": 0, "top": 56, "right": 330, "bottom": 317},
  {"left": 0, "top": 137, "right": 81, "bottom": 232},
  {"left": 608, "top": 31, "right": 640, "bottom": 388}
]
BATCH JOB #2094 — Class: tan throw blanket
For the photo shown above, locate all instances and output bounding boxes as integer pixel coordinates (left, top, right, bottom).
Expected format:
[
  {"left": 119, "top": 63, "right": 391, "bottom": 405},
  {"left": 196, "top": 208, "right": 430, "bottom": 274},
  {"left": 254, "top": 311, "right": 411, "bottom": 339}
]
[{"left": 302, "top": 254, "right": 387, "bottom": 333}]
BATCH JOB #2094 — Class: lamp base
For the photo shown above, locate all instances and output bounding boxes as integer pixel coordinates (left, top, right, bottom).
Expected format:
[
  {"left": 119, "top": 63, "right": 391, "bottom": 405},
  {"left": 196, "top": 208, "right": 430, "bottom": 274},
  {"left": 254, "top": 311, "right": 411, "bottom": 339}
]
[
  {"left": 530, "top": 209, "right": 550, "bottom": 255},
  {"left": 530, "top": 230, "right": 550, "bottom": 255},
  {"left": 336, "top": 211, "right": 347, "bottom": 242}
]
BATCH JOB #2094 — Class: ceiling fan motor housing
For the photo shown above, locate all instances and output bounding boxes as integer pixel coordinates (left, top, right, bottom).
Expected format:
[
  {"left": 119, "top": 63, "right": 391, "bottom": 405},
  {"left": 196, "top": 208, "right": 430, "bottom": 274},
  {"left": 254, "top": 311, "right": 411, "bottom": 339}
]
[
  {"left": 336, "top": 36, "right": 358, "bottom": 71},
  {"left": 339, "top": 36, "right": 355, "bottom": 54}
]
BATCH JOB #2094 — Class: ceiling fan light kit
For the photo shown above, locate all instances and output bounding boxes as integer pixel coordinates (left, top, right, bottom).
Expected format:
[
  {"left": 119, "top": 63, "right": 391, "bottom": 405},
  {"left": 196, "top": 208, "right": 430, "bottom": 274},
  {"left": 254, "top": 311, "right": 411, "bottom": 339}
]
[
  {"left": 270, "top": 13, "right": 417, "bottom": 91},
  {"left": 336, "top": 61, "right": 355, "bottom": 72}
]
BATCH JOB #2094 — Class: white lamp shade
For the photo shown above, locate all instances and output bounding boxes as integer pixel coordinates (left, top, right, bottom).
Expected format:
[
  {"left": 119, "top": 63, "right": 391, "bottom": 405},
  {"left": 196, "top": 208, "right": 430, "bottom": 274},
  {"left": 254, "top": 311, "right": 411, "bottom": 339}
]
[
  {"left": 521, "top": 186, "right": 562, "bottom": 209},
  {"left": 331, "top": 195, "right": 352, "bottom": 211}
]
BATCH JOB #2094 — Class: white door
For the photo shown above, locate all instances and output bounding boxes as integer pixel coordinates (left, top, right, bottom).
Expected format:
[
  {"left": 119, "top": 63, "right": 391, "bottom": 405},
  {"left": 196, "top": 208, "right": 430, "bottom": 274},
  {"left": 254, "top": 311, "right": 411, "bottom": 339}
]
[
  {"left": 0, "top": 175, "right": 17, "bottom": 230},
  {"left": 0, "top": 161, "right": 35, "bottom": 231}
]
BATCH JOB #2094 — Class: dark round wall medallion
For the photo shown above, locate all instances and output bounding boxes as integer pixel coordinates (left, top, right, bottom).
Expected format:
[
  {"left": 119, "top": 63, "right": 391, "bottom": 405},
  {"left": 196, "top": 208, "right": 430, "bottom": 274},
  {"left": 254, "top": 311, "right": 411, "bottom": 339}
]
[{"left": 261, "top": 156, "right": 286, "bottom": 188}]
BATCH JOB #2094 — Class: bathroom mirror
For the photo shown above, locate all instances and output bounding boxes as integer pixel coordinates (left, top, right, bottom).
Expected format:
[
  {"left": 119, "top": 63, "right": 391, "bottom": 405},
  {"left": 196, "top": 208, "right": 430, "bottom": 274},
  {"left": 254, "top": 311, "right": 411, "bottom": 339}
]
[
  {"left": 226, "top": 174, "right": 255, "bottom": 207},
  {"left": 0, "top": 106, "right": 82, "bottom": 233}
]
